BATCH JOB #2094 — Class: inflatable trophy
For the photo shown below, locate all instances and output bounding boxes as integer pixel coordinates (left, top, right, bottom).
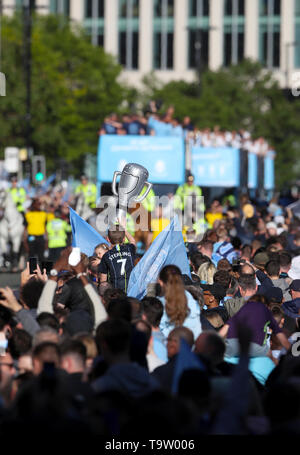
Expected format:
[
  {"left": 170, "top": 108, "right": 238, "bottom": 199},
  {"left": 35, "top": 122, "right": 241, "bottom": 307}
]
[{"left": 112, "top": 163, "right": 152, "bottom": 223}]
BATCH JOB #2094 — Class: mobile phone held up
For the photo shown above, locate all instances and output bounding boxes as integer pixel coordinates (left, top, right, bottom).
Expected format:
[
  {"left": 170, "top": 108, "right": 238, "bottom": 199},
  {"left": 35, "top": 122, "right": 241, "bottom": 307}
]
[{"left": 29, "top": 257, "right": 38, "bottom": 275}]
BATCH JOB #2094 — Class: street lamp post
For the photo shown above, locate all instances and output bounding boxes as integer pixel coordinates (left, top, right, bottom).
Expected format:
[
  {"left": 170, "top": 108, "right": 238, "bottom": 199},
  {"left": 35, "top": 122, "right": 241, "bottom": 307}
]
[{"left": 23, "top": 0, "right": 32, "bottom": 158}]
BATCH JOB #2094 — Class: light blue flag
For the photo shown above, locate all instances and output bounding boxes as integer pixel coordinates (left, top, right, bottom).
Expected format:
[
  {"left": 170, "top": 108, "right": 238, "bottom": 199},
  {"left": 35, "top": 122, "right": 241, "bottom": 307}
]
[
  {"left": 127, "top": 215, "right": 191, "bottom": 300},
  {"left": 172, "top": 339, "right": 205, "bottom": 395},
  {"left": 41, "top": 174, "right": 56, "bottom": 193},
  {"left": 69, "top": 206, "right": 109, "bottom": 257}
]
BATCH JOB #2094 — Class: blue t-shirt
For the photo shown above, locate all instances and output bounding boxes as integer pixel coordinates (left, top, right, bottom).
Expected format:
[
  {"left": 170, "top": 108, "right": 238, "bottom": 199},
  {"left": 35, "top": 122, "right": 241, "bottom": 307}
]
[
  {"left": 225, "top": 356, "right": 276, "bottom": 385},
  {"left": 128, "top": 121, "right": 141, "bottom": 135},
  {"left": 102, "top": 122, "right": 117, "bottom": 134},
  {"left": 159, "top": 290, "right": 202, "bottom": 341},
  {"left": 171, "top": 125, "right": 183, "bottom": 137}
]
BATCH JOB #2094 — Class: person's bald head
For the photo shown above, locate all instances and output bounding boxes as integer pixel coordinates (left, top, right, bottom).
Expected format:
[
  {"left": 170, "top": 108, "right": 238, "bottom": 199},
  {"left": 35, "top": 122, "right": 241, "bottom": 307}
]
[
  {"left": 194, "top": 331, "right": 225, "bottom": 367},
  {"left": 167, "top": 327, "right": 194, "bottom": 359},
  {"left": 240, "top": 263, "right": 255, "bottom": 275}
]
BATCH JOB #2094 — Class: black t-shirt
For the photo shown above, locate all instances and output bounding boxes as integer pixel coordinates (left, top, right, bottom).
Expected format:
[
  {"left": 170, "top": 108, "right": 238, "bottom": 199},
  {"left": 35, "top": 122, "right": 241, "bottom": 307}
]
[{"left": 98, "top": 243, "right": 136, "bottom": 292}]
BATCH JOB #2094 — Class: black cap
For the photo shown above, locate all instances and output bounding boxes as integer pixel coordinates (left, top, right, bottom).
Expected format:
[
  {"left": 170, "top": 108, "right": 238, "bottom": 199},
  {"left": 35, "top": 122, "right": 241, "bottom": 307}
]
[{"left": 289, "top": 280, "right": 300, "bottom": 292}]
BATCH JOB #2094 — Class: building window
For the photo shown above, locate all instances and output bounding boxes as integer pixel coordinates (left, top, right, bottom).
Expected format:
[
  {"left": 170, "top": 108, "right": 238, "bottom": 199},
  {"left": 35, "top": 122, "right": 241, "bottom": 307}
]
[
  {"left": 189, "top": 0, "right": 209, "bottom": 17},
  {"left": 85, "top": 0, "right": 104, "bottom": 18},
  {"left": 50, "top": 0, "right": 70, "bottom": 15},
  {"left": 260, "top": 0, "right": 280, "bottom": 16},
  {"left": 188, "top": 0, "right": 210, "bottom": 69},
  {"left": 259, "top": 0, "right": 281, "bottom": 69},
  {"left": 83, "top": 0, "right": 105, "bottom": 47},
  {"left": 154, "top": 0, "right": 174, "bottom": 17},
  {"left": 118, "top": 0, "right": 140, "bottom": 70},
  {"left": 223, "top": 0, "right": 245, "bottom": 66},
  {"left": 225, "top": 0, "right": 244, "bottom": 16},
  {"left": 153, "top": 0, "right": 174, "bottom": 69},
  {"left": 15, "top": 0, "right": 36, "bottom": 8}
]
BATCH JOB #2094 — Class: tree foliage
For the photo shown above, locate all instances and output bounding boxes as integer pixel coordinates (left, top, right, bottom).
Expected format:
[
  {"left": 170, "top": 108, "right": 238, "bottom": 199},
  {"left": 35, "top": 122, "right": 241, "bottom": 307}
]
[{"left": 0, "top": 13, "right": 123, "bottom": 173}]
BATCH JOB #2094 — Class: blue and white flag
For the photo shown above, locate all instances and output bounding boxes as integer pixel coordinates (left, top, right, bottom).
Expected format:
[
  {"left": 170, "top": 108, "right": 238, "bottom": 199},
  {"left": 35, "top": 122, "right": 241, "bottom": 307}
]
[
  {"left": 127, "top": 215, "right": 191, "bottom": 300},
  {"left": 172, "top": 339, "right": 205, "bottom": 395},
  {"left": 69, "top": 206, "right": 109, "bottom": 257}
]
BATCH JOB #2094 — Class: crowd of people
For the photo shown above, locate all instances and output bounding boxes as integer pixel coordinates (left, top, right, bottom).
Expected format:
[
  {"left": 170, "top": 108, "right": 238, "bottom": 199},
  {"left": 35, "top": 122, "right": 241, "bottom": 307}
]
[
  {"left": 0, "top": 173, "right": 300, "bottom": 437},
  {"left": 99, "top": 105, "right": 273, "bottom": 157}
]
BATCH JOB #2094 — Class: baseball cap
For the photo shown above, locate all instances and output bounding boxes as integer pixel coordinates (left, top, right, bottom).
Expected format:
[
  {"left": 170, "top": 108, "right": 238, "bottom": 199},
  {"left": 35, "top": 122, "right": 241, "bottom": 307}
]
[
  {"left": 289, "top": 280, "right": 300, "bottom": 292},
  {"left": 282, "top": 298, "right": 300, "bottom": 319},
  {"left": 253, "top": 252, "right": 269, "bottom": 267}
]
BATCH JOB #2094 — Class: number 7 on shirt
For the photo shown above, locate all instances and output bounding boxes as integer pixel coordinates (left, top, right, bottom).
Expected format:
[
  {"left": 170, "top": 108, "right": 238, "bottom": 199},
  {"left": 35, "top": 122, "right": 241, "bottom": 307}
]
[{"left": 117, "top": 258, "right": 127, "bottom": 276}]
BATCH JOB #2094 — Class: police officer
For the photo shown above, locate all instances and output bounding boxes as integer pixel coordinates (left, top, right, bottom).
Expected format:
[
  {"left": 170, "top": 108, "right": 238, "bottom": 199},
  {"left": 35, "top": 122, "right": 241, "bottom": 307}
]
[
  {"left": 175, "top": 173, "right": 203, "bottom": 211},
  {"left": 46, "top": 209, "right": 72, "bottom": 262},
  {"left": 175, "top": 173, "right": 204, "bottom": 227},
  {"left": 8, "top": 176, "right": 27, "bottom": 214},
  {"left": 75, "top": 174, "right": 97, "bottom": 209}
]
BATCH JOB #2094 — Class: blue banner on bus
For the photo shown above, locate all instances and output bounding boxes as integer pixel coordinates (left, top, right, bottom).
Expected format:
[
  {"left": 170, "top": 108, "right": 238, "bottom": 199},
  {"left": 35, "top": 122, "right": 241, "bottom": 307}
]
[
  {"left": 191, "top": 147, "right": 240, "bottom": 187},
  {"left": 248, "top": 153, "right": 258, "bottom": 189},
  {"left": 264, "top": 152, "right": 275, "bottom": 190},
  {"left": 97, "top": 135, "right": 185, "bottom": 184}
]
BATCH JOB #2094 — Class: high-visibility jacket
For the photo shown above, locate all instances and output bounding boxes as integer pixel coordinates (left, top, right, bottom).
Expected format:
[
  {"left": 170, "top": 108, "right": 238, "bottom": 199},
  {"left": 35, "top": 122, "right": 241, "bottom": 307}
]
[
  {"left": 75, "top": 183, "right": 97, "bottom": 208},
  {"left": 174, "top": 183, "right": 203, "bottom": 211},
  {"left": 46, "top": 217, "right": 72, "bottom": 249},
  {"left": 126, "top": 212, "right": 135, "bottom": 237},
  {"left": 139, "top": 186, "right": 156, "bottom": 212},
  {"left": 8, "top": 187, "right": 27, "bottom": 212}
]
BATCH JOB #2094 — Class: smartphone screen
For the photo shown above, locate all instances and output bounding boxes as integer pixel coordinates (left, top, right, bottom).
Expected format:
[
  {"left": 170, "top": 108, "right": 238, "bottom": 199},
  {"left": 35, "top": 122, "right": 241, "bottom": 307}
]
[{"left": 29, "top": 257, "right": 38, "bottom": 274}]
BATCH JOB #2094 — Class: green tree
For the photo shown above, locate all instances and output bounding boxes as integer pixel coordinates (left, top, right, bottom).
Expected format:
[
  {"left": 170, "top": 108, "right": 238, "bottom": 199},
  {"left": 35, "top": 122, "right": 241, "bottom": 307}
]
[
  {"left": 0, "top": 13, "right": 124, "bottom": 174},
  {"left": 140, "top": 60, "right": 300, "bottom": 187}
]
